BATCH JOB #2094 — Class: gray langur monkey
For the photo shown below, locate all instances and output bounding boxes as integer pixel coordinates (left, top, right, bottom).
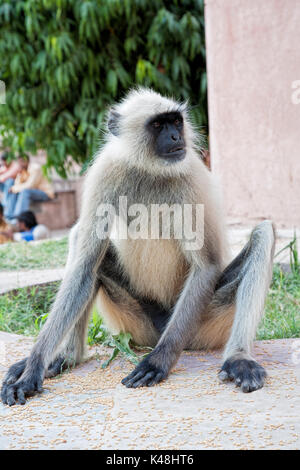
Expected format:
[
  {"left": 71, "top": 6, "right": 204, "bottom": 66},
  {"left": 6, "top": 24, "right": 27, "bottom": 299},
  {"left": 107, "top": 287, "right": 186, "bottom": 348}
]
[{"left": 1, "top": 88, "right": 275, "bottom": 406}]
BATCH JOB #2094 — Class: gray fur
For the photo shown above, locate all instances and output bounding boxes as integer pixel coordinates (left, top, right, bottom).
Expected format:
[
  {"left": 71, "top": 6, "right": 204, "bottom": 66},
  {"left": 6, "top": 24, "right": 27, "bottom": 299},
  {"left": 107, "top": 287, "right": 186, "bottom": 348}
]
[
  {"left": 1, "top": 89, "right": 275, "bottom": 405},
  {"left": 223, "top": 221, "right": 275, "bottom": 360}
]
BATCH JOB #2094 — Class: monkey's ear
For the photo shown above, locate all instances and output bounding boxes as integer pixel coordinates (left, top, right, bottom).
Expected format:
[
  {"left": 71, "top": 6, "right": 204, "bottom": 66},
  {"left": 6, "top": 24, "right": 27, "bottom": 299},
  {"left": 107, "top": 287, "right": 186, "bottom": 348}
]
[{"left": 107, "top": 108, "right": 121, "bottom": 136}]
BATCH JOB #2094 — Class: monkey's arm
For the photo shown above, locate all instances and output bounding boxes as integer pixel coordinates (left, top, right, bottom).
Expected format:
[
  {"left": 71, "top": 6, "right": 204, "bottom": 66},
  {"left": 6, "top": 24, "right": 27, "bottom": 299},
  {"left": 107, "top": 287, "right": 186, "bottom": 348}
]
[
  {"left": 122, "top": 263, "right": 219, "bottom": 388},
  {"left": 1, "top": 220, "right": 111, "bottom": 406}
]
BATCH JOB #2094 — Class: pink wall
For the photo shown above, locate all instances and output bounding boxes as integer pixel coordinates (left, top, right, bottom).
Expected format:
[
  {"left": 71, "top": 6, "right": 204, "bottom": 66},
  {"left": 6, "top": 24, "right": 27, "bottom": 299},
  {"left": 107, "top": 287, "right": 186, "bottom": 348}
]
[{"left": 205, "top": 0, "right": 300, "bottom": 228}]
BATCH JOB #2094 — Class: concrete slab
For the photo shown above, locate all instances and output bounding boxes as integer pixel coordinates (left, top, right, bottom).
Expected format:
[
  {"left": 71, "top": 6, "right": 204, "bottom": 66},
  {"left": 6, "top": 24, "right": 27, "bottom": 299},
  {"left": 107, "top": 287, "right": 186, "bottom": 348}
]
[
  {"left": 0, "top": 333, "right": 299, "bottom": 450},
  {"left": 0, "top": 269, "right": 64, "bottom": 294}
]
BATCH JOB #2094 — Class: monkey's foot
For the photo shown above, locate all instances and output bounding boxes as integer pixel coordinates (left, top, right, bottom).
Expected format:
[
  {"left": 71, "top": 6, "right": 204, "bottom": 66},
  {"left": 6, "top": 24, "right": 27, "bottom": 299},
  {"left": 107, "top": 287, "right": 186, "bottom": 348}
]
[
  {"left": 218, "top": 357, "right": 267, "bottom": 393},
  {"left": 1, "top": 359, "right": 44, "bottom": 406},
  {"left": 45, "top": 356, "right": 67, "bottom": 378},
  {"left": 121, "top": 356, "right": 167, "bottom": 388},
  {"left": 1, "top": 358, "right": 28, "bottom": 405},
  {"left": 1, "top": 372, "right": 44, "bottom": 406}
]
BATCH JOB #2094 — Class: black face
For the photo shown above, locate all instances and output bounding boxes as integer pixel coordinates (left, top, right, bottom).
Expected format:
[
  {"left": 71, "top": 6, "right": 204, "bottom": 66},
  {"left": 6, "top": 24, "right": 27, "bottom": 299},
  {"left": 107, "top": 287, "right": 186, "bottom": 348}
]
[{"left": 146, "top": 112, "right": 185, "bottom": 163}]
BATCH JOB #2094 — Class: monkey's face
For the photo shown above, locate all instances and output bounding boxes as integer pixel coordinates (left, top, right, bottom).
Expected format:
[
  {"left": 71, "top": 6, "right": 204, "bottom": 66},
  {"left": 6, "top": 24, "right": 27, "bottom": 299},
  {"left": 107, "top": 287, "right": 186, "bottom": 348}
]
[
  {"left": 146, "top": 112, "right": 186, "bottom": 164},
  {"left": 106, "top": 89, "right": 193, "bottom": 173}
]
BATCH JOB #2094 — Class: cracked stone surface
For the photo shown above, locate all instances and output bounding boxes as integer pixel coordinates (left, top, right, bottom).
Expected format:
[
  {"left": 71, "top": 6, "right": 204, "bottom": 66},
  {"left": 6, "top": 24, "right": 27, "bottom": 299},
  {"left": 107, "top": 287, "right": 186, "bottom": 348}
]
[{"left": 0, "top": 332, "right": 299, "bottom": 450}]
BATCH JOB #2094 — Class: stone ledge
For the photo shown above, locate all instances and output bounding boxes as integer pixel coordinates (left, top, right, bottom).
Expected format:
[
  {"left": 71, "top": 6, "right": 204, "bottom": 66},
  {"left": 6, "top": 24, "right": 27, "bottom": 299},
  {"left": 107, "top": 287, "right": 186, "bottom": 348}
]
[{"left": 0, "top": 269, "right": 64, "bottom": 294}]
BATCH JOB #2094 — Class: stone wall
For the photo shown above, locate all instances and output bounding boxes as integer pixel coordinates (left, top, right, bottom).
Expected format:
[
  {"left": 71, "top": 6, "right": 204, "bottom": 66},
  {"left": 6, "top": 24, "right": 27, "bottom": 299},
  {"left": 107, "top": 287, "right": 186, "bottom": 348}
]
[{"left": 205, "top": 0, "right": 300, "bottom": 228}]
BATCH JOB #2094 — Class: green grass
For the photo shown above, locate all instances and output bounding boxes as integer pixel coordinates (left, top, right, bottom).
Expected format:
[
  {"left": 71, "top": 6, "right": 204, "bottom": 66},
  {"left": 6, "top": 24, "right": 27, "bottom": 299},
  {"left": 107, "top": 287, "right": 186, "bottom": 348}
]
[
  {"left": 0, "top": 282, "right": 142, "bottom": 366},
  {"left": 258, "top": 235, "right": 300, "bottom": 340},
  {"left": 258, "top": 264, "right": 300, "bottom": 339},
  {"left": 0, "top": 237, "right": 68, "bottom": 271},
  {"left": 0, "top": 283, "right": 59, "bottom": 336}
]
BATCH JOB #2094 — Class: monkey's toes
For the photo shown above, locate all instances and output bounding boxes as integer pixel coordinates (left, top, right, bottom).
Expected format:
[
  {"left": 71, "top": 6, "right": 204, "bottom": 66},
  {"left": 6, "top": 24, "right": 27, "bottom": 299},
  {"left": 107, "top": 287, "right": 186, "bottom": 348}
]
[
  {"left": 1, "top": 375, "right": 43, "bottom": 406},
  {"left": 1, "top": 358, "right": 28, "bottom": 404},
  {"left": 45, "top": 356, "right": 67, "bottom": 378},
  {"left": 121, "top": 360, "right": 166, "bottom": 388},
  {"left": 218, "top": 357, "right": 267, "bottom": 393}
]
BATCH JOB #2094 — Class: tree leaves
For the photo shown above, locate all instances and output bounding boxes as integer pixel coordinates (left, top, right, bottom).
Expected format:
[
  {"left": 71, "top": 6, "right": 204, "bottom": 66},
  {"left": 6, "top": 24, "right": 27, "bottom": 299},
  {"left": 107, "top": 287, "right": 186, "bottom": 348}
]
[{"left": 0, "top": 0, "right": 207, "bottom": 176}]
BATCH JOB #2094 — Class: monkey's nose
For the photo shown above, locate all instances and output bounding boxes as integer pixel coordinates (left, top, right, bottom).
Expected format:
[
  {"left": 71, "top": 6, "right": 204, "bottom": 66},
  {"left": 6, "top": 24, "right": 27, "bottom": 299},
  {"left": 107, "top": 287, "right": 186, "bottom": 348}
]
[{"left": 171, "top": 133, "right": 180, "bottom": 141}]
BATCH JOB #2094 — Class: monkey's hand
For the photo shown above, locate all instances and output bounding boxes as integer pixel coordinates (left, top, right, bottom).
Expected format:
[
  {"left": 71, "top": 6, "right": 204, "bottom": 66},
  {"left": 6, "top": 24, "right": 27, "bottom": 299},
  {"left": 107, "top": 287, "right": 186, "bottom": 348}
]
[
  {"left": 1, "top": 359, "right": 44, "bottom": 406},
  {"left": 1, "top": 358, "right": 27, "bottom": 403},
  {"left": 121, "top": 354, "right": 168, "bottom": 388},
  {"left": 218, "top": 356, "right": 267, "bottom": 393}
]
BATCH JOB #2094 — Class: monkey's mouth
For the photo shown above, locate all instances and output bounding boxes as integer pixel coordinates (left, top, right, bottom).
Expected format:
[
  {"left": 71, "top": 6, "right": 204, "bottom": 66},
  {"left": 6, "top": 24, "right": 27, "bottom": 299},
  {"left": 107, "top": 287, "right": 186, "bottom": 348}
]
[{"left": 162, "top": 147, "right": 186, "bottom": 161}]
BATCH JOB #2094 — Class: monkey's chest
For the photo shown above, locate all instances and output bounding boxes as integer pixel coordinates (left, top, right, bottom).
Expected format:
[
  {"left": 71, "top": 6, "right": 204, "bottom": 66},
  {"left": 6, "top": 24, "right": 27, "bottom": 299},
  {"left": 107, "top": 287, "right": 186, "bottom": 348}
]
[{"left": 111, "top": 238, "right": 188, "bottom": 308}]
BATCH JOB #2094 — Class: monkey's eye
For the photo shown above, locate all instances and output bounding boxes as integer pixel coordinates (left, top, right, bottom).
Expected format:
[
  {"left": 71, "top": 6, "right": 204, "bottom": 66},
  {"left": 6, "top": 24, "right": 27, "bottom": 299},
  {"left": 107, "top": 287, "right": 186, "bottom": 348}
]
[
  {"left": 152, "top": 121, "right": 161, "bottom": 128},
  {"left": 174, "top": 119, "right": 182, "bottom": 126}
]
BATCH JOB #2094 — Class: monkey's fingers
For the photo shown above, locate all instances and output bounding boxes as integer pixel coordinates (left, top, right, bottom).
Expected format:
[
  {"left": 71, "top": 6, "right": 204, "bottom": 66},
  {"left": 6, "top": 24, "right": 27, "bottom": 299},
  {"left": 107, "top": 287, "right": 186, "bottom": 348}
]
[
  {"left": 122, "top": 359, "right": 166, "bottom": 388},
  {"left": 2, "top": 376, "right": 43, "bottom": 406},
  {"left": 45, "top": 356, "right": 67, "bottom": 378},
  {"left": 1, "top": 358, "right": 29, "bottom": 404},
  {"left": 121, "top": 369, "right": 144, "bottom": 385},
  {"left": 218, "top": 358, "right": 267, "bottom": 393},
  {"left": 1, "top": 383, "right": 9, "bottom": 404},
  {"left": 1, "top": 358, "right": 27, "bottom": 386}
]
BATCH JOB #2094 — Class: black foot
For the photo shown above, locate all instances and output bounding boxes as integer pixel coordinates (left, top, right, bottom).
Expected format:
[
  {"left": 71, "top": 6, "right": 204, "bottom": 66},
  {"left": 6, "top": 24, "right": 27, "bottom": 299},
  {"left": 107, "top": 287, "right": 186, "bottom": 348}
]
[
  {"left": 219, "top": 357, "right": 267, "bottom": 393},
  {"left": 1, "top": 359, "right": 44, "bottom": 406},
  {"left": 1, "top": 355, "right": 70, "bottom": 405},
  {"left": 121, "top": 356, "right": 168, "bottom": 388},
  {"left": 1, "top": 358, "right": 27, "bottom": 404},
  {"left": 45, "top": 356, "right": 67, "bottom": 378}
]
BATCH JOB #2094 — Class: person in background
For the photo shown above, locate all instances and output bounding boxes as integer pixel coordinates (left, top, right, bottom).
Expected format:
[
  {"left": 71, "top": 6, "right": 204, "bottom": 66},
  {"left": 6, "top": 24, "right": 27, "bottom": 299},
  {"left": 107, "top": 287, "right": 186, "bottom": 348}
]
[
  {"left": 0, "top": 152, "right": 9, "bottom": 175},
  {"left": 0, "top": 153, "right": 23, "bottom": 210},
  {"left": 5, "top": 156, "right": 54, "bottom": 222},
  {"left": 0, "top": 210, "right": 50, "bottom": 242},
  {"left": 0, "top": 202, "right": 11, "bottom": 244}
]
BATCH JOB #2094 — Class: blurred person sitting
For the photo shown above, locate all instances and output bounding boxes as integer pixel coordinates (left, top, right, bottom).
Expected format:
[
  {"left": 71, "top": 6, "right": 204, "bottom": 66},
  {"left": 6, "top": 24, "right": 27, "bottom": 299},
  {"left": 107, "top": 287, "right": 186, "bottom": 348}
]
[
  {"left": 0, "top": 202, "right": 11, "bottom": 244},
  {"left": 5, "top": 156, "right": 54, "bottom": 222},
  {"left": 0, "top": 152, "right": 9, "bottom": 175},
  {"left": 0, "top": 210, "right": 50, "bottom": 242},
  {"left": 14, "top": 211, "right": 50, "bottom": 242},
  {"left": 0, "top": 153, "right": 23, "bottom": 210}
]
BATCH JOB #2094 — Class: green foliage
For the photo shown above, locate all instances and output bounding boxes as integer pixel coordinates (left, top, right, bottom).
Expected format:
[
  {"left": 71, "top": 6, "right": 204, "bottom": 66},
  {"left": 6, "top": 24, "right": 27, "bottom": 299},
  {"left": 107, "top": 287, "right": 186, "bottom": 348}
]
[
  {"left": 88, "top": 307, "right": 151, "bottom": 367},
  {"left": 0, "top": 0, "right": 207, "bottom": 177}
]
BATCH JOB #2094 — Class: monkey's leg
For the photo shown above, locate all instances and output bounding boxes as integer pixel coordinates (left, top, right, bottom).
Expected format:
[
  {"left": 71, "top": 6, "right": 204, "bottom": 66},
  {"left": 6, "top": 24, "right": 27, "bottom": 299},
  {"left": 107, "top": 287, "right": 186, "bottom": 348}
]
[
  {"left": 1, "top": 305, "right": 92, "bottom": 395},
  {"left": 1, "top": 226, "right": 110, "bottom": 405},
  {"left": 219, "top": 221, "right": 275, "bottom": 392},
  {"left": 192, "top": 220, "right": 275, "bottom": 392},
  {"left": 45, "top": 303, "right": 92, "bottom": 378},
  {"left": 0, "top": 225, "right": 86, "bottom": 394},
  {"left": 45, "top": 224, "right": 94, "bottom": 378},
  {"left": 97, "top": 286, "right": 160, "bottom": 348},
  {"left": 122, "top": 262, "right": 220, "bottom": 388}
]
